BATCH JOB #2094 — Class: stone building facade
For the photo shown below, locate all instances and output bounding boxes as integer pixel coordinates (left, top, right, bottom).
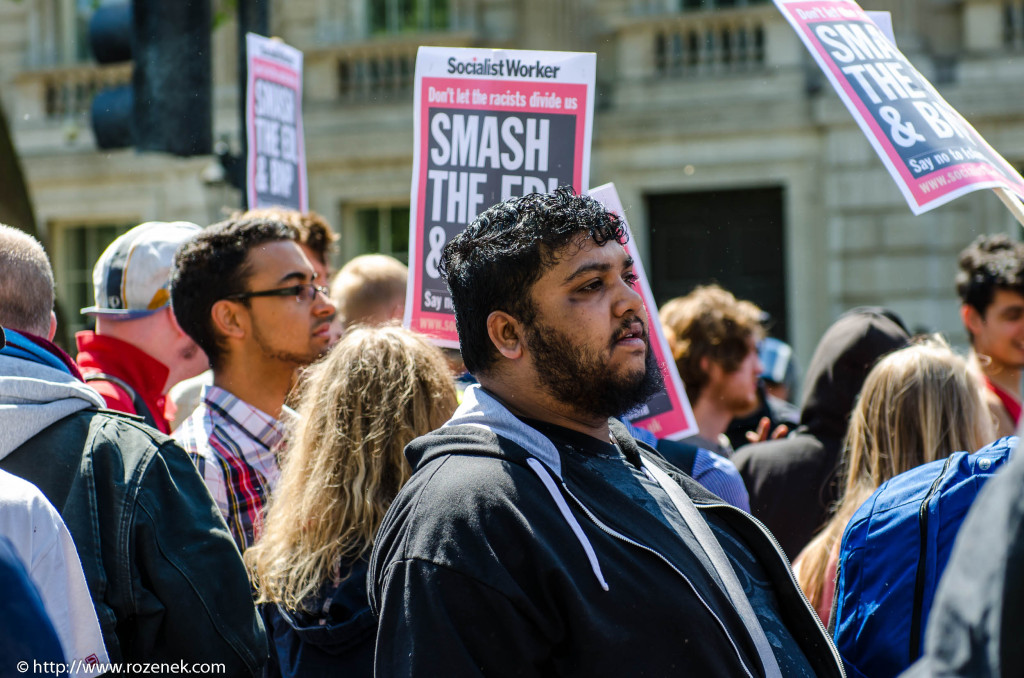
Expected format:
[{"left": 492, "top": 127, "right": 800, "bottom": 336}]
[{"left": 1, "top": 0, "right": 1021, "bottom": 370}]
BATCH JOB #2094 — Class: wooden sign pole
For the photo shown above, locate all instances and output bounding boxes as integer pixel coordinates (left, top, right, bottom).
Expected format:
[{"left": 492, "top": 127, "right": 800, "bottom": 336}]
[{"left": 994, "top": 187, "right": 1024, "bottom": 229}]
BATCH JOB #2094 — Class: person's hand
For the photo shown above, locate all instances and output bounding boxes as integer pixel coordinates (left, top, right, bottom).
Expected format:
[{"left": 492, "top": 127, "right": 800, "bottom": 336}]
[{"left": 745, "top": 416, "right": 789, "bottom": 444}]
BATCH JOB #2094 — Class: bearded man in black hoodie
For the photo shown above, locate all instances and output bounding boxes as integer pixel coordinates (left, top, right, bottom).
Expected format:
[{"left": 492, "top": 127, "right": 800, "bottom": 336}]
[
  {"left": 368, "top": 188, "right": 844, "bottom": 678},
  {"left": 733, "top": 308, "right": 910, "bottom": 559}
]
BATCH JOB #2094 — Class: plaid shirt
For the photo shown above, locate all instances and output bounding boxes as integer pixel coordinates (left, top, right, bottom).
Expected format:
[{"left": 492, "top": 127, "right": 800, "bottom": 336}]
[{"left": 173, "top": 385, "right": 286, "bottom": 551}]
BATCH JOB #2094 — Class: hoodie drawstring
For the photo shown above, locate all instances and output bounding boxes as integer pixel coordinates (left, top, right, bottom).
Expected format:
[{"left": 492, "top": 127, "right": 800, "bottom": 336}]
[{"left": 526, "top": 457, "right": 609, "bottom": 592}]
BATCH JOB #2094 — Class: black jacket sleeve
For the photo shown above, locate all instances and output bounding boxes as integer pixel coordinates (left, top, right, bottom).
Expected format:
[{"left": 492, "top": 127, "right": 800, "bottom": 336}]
[
  {"left": 122, "top": 439, "right": 268, "bottom": 674},
  {"left": 1, "top": 411, "right": 269, "bottom": 674}
]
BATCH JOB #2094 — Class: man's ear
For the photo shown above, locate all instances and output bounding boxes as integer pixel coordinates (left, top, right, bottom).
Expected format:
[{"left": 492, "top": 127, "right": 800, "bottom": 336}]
[
  {"left": 701, "top": 354, "right": 726, "bottom": 383},
  {"left": 47, "top": 311, "right": 57, "bottom": 341},
  {"left": 211, "top": 300, "right": 248, "bottom": 341},
  {"left": 486, "top": 311, "right": 524, "bottom": 361},
  {"left": 962, "top": 303, "right": 983, "bottom": 339}
]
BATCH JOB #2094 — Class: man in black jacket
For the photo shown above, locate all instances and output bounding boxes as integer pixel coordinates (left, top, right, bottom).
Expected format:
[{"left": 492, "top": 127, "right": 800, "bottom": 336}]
[
  {"left": 0, "top": 224, "right": 266, "bottom": 673},
  {"left": 369, "top": 188, "right": 843, "bottom": 677}
]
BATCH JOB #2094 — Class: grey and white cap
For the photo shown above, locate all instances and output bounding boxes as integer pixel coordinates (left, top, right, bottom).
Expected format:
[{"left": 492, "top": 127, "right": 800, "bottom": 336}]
[{"left": 81, "top": 221, "right": 201, "bottom": 318}]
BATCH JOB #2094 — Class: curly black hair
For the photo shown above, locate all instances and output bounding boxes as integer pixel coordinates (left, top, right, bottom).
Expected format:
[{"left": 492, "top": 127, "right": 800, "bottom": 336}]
[
  {"left": 956, "top": 234, "right": 1024, "bottom": 323},
  {"left": 439, "top": 187, "right": 627, "bottom": 376},
  {"left": 170, "top": 217, "right": 297, "bottom": 369}
]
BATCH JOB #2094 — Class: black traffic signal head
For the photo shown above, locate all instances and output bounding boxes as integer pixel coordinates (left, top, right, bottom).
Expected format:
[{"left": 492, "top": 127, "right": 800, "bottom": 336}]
[{"left": 89, "top": 0, "right": 212, "bottom": 157}]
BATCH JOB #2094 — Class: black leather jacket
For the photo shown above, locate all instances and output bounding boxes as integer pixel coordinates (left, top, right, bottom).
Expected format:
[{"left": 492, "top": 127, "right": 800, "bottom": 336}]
[{"left": 2, "top": 409, "right": 267, "bottom": 674}]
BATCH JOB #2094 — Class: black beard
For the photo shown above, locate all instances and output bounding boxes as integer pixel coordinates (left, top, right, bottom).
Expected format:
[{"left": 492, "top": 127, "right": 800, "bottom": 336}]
[{"left": 525, "top": 315, "right": 664, "bottom": 420}]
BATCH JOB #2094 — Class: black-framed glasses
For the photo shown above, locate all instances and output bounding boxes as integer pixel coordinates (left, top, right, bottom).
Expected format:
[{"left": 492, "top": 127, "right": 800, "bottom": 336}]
[{"left": 223, "top": 283, "right": 330, "bottom": 304}]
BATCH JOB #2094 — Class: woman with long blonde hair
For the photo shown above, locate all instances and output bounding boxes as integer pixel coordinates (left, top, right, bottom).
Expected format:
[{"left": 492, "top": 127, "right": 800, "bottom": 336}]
[
  {"left": 246, "top": 325, "right": 457, "bottom": 677},
  {"left": 793, "top": 335, "right": 992, "bottom": 623}
]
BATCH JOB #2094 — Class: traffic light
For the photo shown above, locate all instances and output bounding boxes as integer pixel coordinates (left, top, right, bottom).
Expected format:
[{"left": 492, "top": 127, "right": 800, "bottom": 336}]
[
  {"left": 89, "top": 0, "right": 212, "bottom": 156},
  {"left": 89, "top": 4, "right": 132, "bottom": 150}
]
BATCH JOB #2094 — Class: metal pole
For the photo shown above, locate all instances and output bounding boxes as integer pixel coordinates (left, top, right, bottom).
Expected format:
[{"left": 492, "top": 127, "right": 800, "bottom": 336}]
[{"left": 235, "top": 0, "right": 268, "bottom": 207}]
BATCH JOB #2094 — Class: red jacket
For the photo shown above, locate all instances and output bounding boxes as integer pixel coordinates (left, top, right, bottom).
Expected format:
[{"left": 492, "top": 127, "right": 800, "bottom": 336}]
[{"left": 75, "top": 332, "right": 172, "bottom": 434}]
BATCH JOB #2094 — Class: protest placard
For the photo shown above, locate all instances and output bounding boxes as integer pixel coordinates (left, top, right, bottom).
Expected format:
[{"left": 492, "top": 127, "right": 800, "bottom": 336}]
[
  {"left": 588, "top": 183, "right": 698, "bottom": 440},
  {"left": 405, "top": 46, "right": 596, "bottom": 347},
  {"left": 246, "top": 33, "right": 307, "bottom": 212},
  {"left": 775, "top": 0, "right": 1024, "bottom": 214},
  {"left": 864, "top": 11, "right": 893, "bottom": 43}
]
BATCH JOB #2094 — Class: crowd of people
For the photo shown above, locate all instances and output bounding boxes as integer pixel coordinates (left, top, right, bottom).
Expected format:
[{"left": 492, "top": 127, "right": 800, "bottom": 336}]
[{"left": 0, "top": 187, "right": 1023, "bottom": 677}]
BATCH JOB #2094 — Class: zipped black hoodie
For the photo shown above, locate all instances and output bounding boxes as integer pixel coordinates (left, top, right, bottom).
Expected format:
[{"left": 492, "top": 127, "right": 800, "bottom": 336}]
[{"left": 369, "top": 387, "right": 844, "bottom": 677}]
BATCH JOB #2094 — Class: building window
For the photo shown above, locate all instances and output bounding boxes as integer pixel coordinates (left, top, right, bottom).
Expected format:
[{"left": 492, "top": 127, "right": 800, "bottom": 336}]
[
  {"left": 74, "top": 0, "right": 97, "bottom": 62},
  {"left": 655, "top": 21, "right": 765, "bottom": 75},
  {"left": 678, "top": 0, "right": 769, "bottom": 9},
  {"left": 342, "top": 204, "right": 410, "bottom": 265},
  {"left": 370, "top": 0, "right": 449, "bottom": 34},
  {"left": 27, "top": 0, "right": 67, "bottom": 67},
  {"left": 27, "top": 0, "right": 125, "bottom": 67},
  {"left": 51, "top": 221, "right": 132, "bottom": 336},
  {"left": 1006, "top": 0, "right": 1024, "bottom": 49},
  {"left": 337, "top": 52, "right": 415, "bottom": 102},
  {"left": 647, "top": 186, "right": 788, "bottom": 341}
]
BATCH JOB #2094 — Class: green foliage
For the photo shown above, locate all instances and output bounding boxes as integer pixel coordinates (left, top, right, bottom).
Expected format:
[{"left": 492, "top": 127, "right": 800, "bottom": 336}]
[{"left": 213, "top": 0, "right": 237, "bottom": 30}]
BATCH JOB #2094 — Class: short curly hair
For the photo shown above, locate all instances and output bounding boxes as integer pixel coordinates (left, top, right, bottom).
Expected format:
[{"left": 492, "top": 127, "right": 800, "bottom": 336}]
[
  {"left": 956, "top": 234, "right": 1024, "bottom": 322},
  {"left": 660, "top": 284, "right": 764, "bottom": 403},
  {"left": 236, "top": 208, "right": 338, "bottom": 271},
  {"left": 439, "top": 187, "right": 626, "bottom": 376},
  {"left": 170, "top": 217, "right": 297, "bottom": 369}
]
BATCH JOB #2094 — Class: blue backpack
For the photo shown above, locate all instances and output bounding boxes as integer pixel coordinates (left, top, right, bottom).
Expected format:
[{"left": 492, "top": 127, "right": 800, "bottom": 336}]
[{"left": 832, "top": 435, "right": 1018, "bottom": 678}]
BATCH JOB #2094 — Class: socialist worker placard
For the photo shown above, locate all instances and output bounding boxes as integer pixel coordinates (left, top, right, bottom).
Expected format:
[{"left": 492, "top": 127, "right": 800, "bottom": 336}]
[
  {"left": 775, "top": 0, "right": 1024, "bottom": 214},
  {"left": 405, "top": 46, "right": 596, "bottom": 347},
  {"left": 246, "top": 33, "right": 307, "bottom": 212}
]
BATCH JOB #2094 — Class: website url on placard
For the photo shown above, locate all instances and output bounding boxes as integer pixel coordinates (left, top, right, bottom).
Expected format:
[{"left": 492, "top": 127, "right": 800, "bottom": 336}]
[
  {"left": 919, "top": 164, "right": 993, "bottom": 194},
  {"left": 17, "top": 660, "right": 227, "bottom": 675}
]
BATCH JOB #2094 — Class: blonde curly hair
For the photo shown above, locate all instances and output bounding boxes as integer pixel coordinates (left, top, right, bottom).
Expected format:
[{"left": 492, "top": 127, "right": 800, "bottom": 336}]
[{"left": 246, "top": 325, "right": 457, "bottom": 610}]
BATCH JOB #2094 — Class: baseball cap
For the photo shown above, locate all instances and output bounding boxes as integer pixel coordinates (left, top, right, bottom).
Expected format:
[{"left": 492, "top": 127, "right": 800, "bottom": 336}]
[
  {"left": 759, "top": 337, "right": 796, "bottom": 387},
  {"left": 81, "top": 221, "right": 201, "bottom": 318}
]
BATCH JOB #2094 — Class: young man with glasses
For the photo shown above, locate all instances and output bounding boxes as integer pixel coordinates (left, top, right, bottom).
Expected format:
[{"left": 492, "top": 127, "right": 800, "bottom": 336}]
[
  {"left": 166, "top": 208, "right": 343, "bottom": 430},
  {"left": 170, "top": 216, "right": 336, "bottom": 550}
]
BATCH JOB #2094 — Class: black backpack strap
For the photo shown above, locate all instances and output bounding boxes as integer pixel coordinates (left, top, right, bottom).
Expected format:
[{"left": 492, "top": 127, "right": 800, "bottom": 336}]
[
  {"left": 84, "top": 372, "right": 159, "bottom": 430},
  {"left": 909, "top": 453, "right": 956, "bottom": 661},
  {"left": 655, "top": 438, "right": 699, "bottom": 477}
]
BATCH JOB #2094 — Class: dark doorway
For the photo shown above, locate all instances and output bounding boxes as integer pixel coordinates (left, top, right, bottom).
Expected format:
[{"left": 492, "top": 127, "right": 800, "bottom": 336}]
[{"left": 646, "top": 186, "right": 788, "bottom": 341}]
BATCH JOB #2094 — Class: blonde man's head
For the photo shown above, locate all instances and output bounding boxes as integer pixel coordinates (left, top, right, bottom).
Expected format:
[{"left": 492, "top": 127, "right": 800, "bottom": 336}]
[{"left": 330, "top": 254, "right": 408, "bottom": 328}]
